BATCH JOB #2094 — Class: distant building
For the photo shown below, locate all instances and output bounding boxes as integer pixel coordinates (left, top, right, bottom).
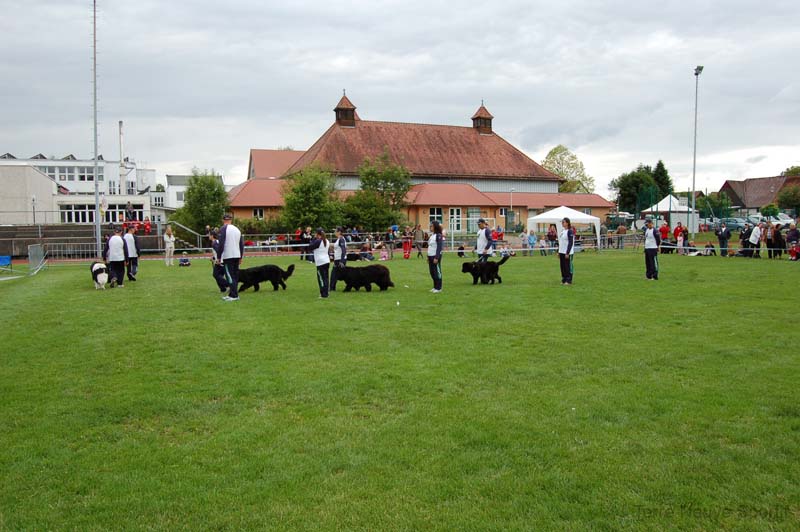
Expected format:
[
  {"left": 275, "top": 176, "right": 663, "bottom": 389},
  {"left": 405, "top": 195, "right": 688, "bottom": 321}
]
[
  {"left": 720, "top": 176, "right": 800, "bottom": 214},
  {"left": 0, "top": 152, "right": 161, "bottom": 224},
  {"left": 165, "top": 174, "right": 226, "bottom": 211},
  {"left": 235, "top": 95, "right": 613, "bottom": 231}
]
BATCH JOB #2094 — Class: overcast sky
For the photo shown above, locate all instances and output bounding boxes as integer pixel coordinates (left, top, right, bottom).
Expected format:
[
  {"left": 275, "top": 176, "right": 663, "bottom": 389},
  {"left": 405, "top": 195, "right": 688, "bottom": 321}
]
[{"left": 2, "top": 0, "right": 798, "bottom": 198}]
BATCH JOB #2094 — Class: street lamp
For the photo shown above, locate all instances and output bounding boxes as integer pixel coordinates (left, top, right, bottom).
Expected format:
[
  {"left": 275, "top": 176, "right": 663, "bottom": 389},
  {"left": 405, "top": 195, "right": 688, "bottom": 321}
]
[{"left": 691, "top": 65, "right": 703, "bottom": 238}]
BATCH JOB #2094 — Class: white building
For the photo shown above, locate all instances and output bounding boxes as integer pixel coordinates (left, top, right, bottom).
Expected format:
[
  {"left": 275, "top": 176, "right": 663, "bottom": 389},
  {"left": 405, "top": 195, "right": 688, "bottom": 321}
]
[
  {"left": 0, "top": 152, "right": 165, "bottom": 224},
  {"left": 165, "top": 174, "right": 227, "bottom": 209}
]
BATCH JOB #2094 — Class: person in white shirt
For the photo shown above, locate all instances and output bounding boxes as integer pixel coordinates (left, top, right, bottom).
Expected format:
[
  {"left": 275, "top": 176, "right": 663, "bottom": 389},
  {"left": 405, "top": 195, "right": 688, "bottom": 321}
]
[
  {"left": 216, "top": 214, "right": 243, "bottom": 301},
  {"left": 642, "top": 219, "right": 661, "bottom": 280},
  {"left": 557, "top": 217, "right": 574, "bottom": 285},
  {"left": 749, "top": 222, "right": 763, "bottom": 258},
  {"left": 123, "top": 226, "right": 140, "bottom": 281},
  {"left": 427, "top": 220, "right": 444, "bottom": 292},
  {"left": 330, "top": 227, "right": 347, "bottom": 292},
  {"left": 308, "top": 228, "right": 330, "bottom": 298},
  {"left": 475, "top": 218, "right": 493, "bottom": 262},
  {"left": 163, "top": 226, "right": 176, "bottom": 266},
  {"left": 102, "top": 226, "right": 128, "bottom": 287}
]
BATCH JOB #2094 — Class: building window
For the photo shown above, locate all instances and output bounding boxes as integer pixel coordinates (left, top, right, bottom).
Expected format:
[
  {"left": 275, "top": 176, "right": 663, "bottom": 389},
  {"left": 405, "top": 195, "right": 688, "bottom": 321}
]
[
  {"left": 59, "top": 204, "right": 96, "bottom": 224},
  {"left": 153, "top": 195, "right": 164, "bottom": 207},
  {"left": 176, "top": 191, "right": 185, "bottom": 202},
  {"left": 449, "top": 208, "right": 462, "bottom": 232},
  {"left": 126, "top": 181, "right": 136, "bottom": 195},
  {"left": 583, "top": 208, "right": 592, "bottom": 215},
  {"left": 108, "top": 181, "right": 120, "bottom": 195},
  {"left": 429, "top": 207, "right": 443, "bottom": 225},
  {"left": 253, "top": 208, "right": 264, "bottom": 219},
  {"left": 499, "top": 207, "right": 507, "bottom": 217}
]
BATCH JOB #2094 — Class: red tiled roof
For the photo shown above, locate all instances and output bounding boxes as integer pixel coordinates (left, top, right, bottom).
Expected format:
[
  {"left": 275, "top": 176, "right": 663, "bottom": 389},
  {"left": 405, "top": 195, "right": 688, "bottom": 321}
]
[
  {"left": 334, "top": 95, "right": 356, "bottom": 110},
  {"left": 483, "top": 192, "right": 615, "bottom": 209},
  {"left": 229, "top": 178, "right": 286, "bottom": 207},
  {"left": 471, "top": 105, "right": 494, "bottom": 120},
  {"left": 405, "top": 183, "right": 497, "bottom": 206},
  {"left": 284, "top": 120, "right": 559, "bottom": 181},
  {"left": 719, "top": 176, "right": 800, "bottom": 208},
  {"left": 248, "top": 149, "right": 305, "bottom": 179}
]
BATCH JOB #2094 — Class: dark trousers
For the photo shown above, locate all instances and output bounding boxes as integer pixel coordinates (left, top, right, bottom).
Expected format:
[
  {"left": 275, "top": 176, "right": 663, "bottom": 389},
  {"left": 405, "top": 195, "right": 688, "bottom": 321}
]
[
  {"left": 767, "top": 239, "right": 774, "bottom": 259},
  {"left": 223, "top": 258, "right": 240, "bottom": 298},
  {"left": 718, "top": 239, "right": 728, "bottom": 257},
  {"left": 109, "top": 261, "right": 125, "bottom": 286},
  {"left": 126, "top": 257, "right": 138, "bottom": 279},
  {"left": 477, "top": 254, "right": 489, "bottom": 263},
  {"left": 645, "top": 248, "right": 659, "bottom": 279},
  {"left": 213, "top": 263, "right": 229, "bottom": 292},
  {"left": 559, "top": 253, "right": 573, "bottom": 284},
  {"left": 330, "top": 259, "right": 345, "bottom": 291},
  {"left": 428, "top": 256, "right": 442, "bottom": 290},
  {"left": 317, "top": 263, "right": 330, "bottom": 297}
]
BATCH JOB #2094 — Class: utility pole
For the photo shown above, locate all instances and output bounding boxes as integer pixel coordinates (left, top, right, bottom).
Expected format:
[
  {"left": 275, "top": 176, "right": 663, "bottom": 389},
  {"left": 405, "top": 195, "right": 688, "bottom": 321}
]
[
  {"left": 691, "top": 65, "right": 703, "bottom": 238},
  {"left": 92, "top": 0, "right": 101, "bottom": 257}
]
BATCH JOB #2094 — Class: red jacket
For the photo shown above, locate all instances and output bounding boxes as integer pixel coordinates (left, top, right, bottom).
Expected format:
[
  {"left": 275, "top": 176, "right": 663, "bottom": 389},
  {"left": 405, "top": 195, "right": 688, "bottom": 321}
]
[
  {"left": 673, "top": 226, "right": 683, "bottom": 240},
  {"left": 659, "top": 226, "right": 670, "bottom": 240}
]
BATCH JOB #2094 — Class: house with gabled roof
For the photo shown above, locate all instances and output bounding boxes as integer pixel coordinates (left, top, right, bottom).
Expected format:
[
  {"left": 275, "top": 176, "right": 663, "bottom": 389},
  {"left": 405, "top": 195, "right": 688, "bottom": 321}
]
[{"left": 720, "top": 176, "right": 800, "bottom": 214}]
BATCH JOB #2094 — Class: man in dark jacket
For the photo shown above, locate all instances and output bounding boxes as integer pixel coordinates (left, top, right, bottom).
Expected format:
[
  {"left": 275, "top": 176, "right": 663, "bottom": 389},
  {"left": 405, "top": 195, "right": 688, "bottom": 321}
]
[{"left": 715, "top": 222, "right": 732, "bottom": 257}]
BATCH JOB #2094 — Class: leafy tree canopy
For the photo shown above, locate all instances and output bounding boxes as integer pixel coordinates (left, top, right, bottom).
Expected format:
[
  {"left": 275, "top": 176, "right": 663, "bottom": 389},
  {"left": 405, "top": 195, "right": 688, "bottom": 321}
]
[
  {"left": 760, "top": 203, "right": 780, "bottom": 217},
  {"left": 358, "top": 148, "right": 412, "bottom": 209},
  {"left": 542, "top": 145, "right": 595, "bottom": 193},
  {"left": 777, "top": 185, "right": 800, "bottom": 214},
  {"left": 171, "top": 168, "right": 228, "bottom": 232},
  {"left": 342, "top": 190, "right": 401, "bottom": 231},
  {"left": 781, "top": 165, "right": 800, "bottom": 177},
  {"left": 282, "top": 165, "right": 342, "bottom": 230},
  {"left": 608, "top": 164, "right": 657, "bottom": 214}
]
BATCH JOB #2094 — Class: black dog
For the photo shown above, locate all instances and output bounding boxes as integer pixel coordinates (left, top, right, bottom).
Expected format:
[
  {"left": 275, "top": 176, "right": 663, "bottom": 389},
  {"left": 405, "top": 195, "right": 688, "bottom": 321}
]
[
  {"left": 338, "top": 264, "right": 395, "bottom": 292},
  {"left": 238, "top": 264, "right": 295, "bottom": 292},
  {"left": 346, "top": 252, "right": 362, "bottom": 262},
  {"left": 462, "top": 255, "right": 510, "bottom": 285}
]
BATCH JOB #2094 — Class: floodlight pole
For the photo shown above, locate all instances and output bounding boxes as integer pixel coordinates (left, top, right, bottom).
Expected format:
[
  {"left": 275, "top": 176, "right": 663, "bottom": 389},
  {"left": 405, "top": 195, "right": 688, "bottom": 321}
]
[
  {"left": 690, "top": 65, "right": 703, "bottom": 239},
  {"left": 510, "top": 188, "right": 515, "bottom": 229},
  {"left": 92, "top": 0, "right": 102, "bottom": 258}
]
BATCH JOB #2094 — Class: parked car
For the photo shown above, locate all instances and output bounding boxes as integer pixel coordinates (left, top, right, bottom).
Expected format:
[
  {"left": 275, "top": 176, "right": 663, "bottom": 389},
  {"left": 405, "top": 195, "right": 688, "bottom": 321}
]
[
  {"left": 720, "top": 217, "right": 747, "bottom": 231},
  {"left": 746, "top": 215, "right": 764, "bottom": 226},
  {"left": 776, "top": 213, "right": 795, "bottom": 226}
]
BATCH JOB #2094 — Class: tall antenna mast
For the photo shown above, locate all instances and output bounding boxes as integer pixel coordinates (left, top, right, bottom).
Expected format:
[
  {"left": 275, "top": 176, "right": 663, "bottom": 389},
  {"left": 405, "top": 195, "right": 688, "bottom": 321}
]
[{"left": 92, "top": 0, "right": 101, "bottom": 256}]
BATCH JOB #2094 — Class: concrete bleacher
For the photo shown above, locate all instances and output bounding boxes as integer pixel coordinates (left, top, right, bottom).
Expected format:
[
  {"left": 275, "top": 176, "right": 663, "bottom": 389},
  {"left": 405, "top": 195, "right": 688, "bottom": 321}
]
[{"left": 0, "top": 224, "right": 165, "bottom": 257}]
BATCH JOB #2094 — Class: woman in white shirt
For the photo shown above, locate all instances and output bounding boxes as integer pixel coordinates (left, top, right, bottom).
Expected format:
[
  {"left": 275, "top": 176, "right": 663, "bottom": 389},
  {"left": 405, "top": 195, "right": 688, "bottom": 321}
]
[
  {"left": 308, "top": 228, "right": 330, "bottom": 298},
  {"left": 163, "top": 226, "right": 176, "bottom": 266}
]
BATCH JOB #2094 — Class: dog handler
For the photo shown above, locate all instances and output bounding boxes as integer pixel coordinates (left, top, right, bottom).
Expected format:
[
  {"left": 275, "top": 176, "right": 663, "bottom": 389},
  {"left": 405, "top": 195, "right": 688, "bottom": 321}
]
[
  {"left": 209, "top": 231, "right": 229, "bottom": 293},
  {"left": 643, "top": 218, "right": 661, "bottom": 280},
  {"left": 103, "top": 225, "right": 128, "bottom": 288},
  {"left": 123, "top": 225, "right": 140, "bottom": 281},
  {"left": 217, "top": 213, "right": 243, "bottom": 301},
  {"left": 428, "top": 220, "right": 444, "bottom": 293},
  {"left": 476, "top": 218, "right": 493, "bottom": 263},
  {"left": 330, "top": 227, "right": 347, "bottom": 292},
  {"left": 309, "top": 228, "right": 330, "bottom": 298},
  {"left": 558, "top": 217, "right": 574, "bottom": 285}
]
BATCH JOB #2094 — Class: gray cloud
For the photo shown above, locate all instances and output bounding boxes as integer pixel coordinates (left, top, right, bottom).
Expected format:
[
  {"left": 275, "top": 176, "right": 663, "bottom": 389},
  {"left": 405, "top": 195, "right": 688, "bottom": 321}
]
[{"left": 1, "top": 0, "right": 799, "bottom": 195}]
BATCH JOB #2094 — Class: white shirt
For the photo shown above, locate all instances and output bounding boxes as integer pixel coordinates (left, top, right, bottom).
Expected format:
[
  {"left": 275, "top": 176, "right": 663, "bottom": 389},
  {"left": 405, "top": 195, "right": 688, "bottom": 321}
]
[
  {"left": 749, "top": 226, "right": 762, "bottom": 245},
  {"left": 558, "top": 228, "right": 574, "bottom": 255},
  {"left": 107, "top": 234, "right": 126, "bottom": 262},
  {"left": 163, "top": 233, "right": 175, "bottom": 247},
  {"left": 313, "top": 239, "right": 330, "bottom": 266},
  {"left": 221, "top": 224, "right": 242, "bottom": 260},
  {"left": 427, "top": 233, "right": 439, "bottom": 257},
  {"left": 476, "top": 227, "right": 491, "bottom": 255},
  {"left": 644, "top": 228, "right": 659, "bottom": 249},
  {"left": 333, "top": 236, "right": 346, "bottom": 260},
  {"left": 123, "top": 233, "right": 138, "bottom": 258}
]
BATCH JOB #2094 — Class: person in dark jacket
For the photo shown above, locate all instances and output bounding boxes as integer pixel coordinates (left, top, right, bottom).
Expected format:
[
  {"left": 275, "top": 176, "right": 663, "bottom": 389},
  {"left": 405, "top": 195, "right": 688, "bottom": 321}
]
[
  {"left": 715, "top": 222, "right": 731, "bottom": 257},
  {"left": 123, "top": 225, "right": 140, "bottom": 281},
  {"left": 427, "top": 221, "right": 444, "bottom": 293},
  {"left": 209, "top": 231, "right": 229, "bottom": 293},
  {"left": 558, "top": 218, "right": 575, "bottom": 285},
  {"left": 330, "top": 227, "right": 347, "bottom": 291},
  {"left": 643, "top": 219, "right": 661, "bottom": 280},
  {"left": 103, "top": 225, "right": 128, "bottom": 287},
  {"left": 309, "top": 228, "right": 330, "bottom": 298}
]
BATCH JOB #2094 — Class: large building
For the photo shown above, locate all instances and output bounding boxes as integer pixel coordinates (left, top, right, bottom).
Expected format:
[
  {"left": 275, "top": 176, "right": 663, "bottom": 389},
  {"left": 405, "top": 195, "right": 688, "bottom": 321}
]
[
  {"left": 0, "top": 152, "right": 162, "bottom": 224},
  {"left": 232, "top": 95, "right": 614, "bottom": 231},
  {"left": 720, "top": 176, "right": 800, "bottom": 214}
]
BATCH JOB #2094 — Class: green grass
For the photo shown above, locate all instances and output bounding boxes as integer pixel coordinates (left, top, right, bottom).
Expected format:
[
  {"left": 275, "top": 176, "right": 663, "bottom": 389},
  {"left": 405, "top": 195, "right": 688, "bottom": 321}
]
[{"left": 1, "top": 251, "right": 798, "bottom": 530}]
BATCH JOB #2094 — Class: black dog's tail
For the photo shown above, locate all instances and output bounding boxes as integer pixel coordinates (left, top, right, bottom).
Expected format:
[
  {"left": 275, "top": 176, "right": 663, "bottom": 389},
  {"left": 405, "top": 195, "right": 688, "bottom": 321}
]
[
  {"left": 498, "top": 255, "right": 511, "bottom": 266},
  {"left": 283, "top": 264, "right": 295, "bottom": 279}
]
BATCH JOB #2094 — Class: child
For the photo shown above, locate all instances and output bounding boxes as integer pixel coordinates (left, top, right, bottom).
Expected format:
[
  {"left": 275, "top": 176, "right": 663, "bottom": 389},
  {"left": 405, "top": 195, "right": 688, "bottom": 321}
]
[{"left": 178, "top": 251, "right": 191, "bottom": 267}]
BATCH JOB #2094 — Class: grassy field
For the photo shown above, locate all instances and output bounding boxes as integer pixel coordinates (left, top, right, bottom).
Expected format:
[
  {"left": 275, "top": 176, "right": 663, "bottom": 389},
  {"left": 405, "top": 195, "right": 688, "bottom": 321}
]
[{"left": 1, "top": 251, "right": 798, "bottom": 530}]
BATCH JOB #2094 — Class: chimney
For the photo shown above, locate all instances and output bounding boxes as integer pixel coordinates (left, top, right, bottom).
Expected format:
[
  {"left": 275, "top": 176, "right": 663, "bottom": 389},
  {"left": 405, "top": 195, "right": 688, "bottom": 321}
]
[
  {"left": 471, "top": 102, "right": 494, "bottom": 134},
  {"left": 334, "top": 91, "right": 357, "bottom": 127}
]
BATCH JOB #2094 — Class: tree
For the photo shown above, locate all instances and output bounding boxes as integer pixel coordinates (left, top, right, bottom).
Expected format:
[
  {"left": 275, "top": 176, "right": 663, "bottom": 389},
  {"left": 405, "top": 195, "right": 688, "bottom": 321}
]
[
  {"left": 282, "top": 165, "right": 342, "bottom": 230},
  {"left": 781, "top": 166, "right": 800, "bottom": 177},
  {"left": 342, "top": 190, "right": 399, "bottom": 231},
  {"left": 358, "top": 148, "right": 412, "bottom": 209},
  {"left": 171, "top": 168, "right": 228, "bottom": 232},
  {"left": 697, "top": 192, "right": 732, "bottom": 218},
  {"left": 651, "top": 160, "right": 673, "bottom": 198},
  {"left": 777, "top": 185, "right": 800, "bottom": 214},
  {"left": 608, "top": 164, "right": 657, "bottom": 213},
  {"left": 541, "top": 145, "right": 595, "bottom": 193},
  {"left": 760, "top": 203, "right": 779, "bottom": 217},
  {"left": 155, "top": 183, "right": 165, "bottom": 192}
]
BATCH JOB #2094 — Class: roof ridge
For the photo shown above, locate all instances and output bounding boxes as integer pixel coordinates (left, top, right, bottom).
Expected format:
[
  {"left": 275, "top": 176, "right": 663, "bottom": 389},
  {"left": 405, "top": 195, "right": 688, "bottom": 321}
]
[{"left": 357, "top": 119, "right": 475, "bottom": 129}]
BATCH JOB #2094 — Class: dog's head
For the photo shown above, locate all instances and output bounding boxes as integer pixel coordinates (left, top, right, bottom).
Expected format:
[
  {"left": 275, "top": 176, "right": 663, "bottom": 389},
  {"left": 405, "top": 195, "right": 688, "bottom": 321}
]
[
  {"left": 283, "top": 264, "right": 295, "bottom": 279},
  {"left": 462, "top": 262, "right": 476, "bottom": 273}
]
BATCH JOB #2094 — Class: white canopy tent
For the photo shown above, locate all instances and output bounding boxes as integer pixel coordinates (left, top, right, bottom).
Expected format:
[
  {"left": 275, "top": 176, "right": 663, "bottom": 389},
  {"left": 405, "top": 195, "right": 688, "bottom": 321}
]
[
  {"left": 641, "top": 194, "right": 698, "bottom": 232},
  {"left": 527, "top": 206, "right": 601, "bottom": 249}
]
